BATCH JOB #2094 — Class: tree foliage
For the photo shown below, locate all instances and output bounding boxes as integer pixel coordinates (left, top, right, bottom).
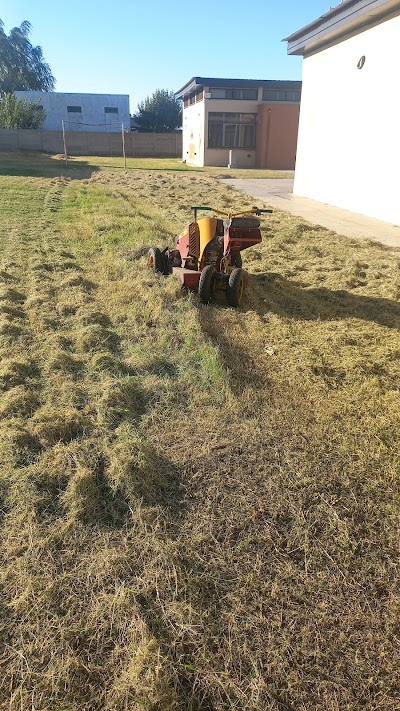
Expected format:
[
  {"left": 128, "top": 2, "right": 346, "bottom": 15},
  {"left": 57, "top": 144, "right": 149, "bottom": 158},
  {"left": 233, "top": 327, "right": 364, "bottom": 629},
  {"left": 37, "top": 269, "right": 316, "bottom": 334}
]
[
  {"left": 0, "top": 92, "right": 46, "bottom": 129},
  {"left": 0, "top": 19, "right": 55, "bottom": 94},
  {"left": 133, "top": 89, "right": 181, "bottom": 132}
]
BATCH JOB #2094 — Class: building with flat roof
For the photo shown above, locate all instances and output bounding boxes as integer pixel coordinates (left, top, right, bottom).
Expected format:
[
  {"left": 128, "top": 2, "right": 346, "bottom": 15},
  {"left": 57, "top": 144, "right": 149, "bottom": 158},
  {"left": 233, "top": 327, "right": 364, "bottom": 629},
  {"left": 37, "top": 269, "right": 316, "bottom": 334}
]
[
  {"left": 284, "top": 0, "right": 400, "bottom": 226},
  {"left": 175, "top": 77, "right": 301, "bottom": 169},
  {"left": 15, "top": 92, "right": 130, "bottom": 132}
]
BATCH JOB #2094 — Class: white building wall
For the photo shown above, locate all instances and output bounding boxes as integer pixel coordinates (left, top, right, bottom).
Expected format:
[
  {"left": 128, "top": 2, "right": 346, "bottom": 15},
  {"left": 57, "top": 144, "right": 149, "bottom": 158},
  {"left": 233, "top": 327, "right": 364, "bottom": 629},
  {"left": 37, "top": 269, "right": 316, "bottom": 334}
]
[
  {"left": 15, "top": 92, "right": 130, "bottom": 132},
  {"left": 182, "top": 101, "right": 205, "bottom": 165},
  {"left": 294, "top": 16, "right": 400, "bottom": 225}
]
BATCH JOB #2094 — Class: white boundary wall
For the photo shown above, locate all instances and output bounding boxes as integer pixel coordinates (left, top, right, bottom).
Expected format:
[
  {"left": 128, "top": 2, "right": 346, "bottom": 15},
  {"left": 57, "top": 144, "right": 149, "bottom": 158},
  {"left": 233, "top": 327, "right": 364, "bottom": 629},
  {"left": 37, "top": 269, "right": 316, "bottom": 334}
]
[{"left": 294, "top": 15, "right": 400, "bottom": 226}]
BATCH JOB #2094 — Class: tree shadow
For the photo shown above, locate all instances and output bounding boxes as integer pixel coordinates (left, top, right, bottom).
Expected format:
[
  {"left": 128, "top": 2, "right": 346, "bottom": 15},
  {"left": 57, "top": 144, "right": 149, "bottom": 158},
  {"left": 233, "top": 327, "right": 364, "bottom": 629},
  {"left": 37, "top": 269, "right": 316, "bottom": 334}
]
[
  {"left": 31, "top": 443, "right": 186, "bottom": 532},
  {"left": 0, "top": 151, "right": 99, "bottom": 179},
  {"left": 135, "top": 588, "right": 218, "bottom": 710},
  {"left": 87, "top": 448, "right": 187, "bottom": 529},
  {"left": 250, "top": 273, "right": 400, "bottom": 329}
]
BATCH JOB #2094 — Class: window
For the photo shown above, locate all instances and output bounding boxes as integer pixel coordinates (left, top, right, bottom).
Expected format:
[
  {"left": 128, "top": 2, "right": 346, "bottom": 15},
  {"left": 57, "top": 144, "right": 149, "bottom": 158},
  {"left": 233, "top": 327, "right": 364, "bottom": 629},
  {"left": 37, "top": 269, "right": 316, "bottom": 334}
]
[
  {"left": 183, "top": 88, "right": 203, "bottom": 107},
  {"left": 262, "top": 89, "right": 301, "bottom": 102},
  {"left": 104, "top": 107, "right": 118, "bottom": 113},
  {"left": 67, "top": 105, "right": 82, "bottom": 113},
  {"left": 208, "top": 112, "right": 256, "bottom": 149},
  {"left": 184, "top": 93, "right": 195, "bottom": 107},
  {"left": 209, "top": 87, "right": 258, "bottom": 100}
]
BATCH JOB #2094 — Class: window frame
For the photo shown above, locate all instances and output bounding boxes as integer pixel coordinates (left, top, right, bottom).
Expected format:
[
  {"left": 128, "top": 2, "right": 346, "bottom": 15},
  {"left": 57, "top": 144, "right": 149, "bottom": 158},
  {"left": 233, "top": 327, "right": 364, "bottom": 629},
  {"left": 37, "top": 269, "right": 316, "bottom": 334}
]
[
  {"left": 208, "top": 112, "right": 256, "bottom": 150},
  {"left": 209, "top": 87, "right": 258, "bottom": 101},
  {"left": 262, "top": 89, "right": 301, "bottom": 102}
]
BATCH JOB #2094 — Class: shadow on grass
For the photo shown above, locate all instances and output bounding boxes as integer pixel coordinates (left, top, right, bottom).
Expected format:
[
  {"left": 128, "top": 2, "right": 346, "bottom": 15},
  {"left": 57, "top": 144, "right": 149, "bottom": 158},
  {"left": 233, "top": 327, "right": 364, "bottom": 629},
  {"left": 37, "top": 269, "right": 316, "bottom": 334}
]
[
  {"left": 252, "top": 273, "right": 400, "bottom": 329},
  {"left": 198, "top": 305, "right": 269, "bottom": 395},
  {"left": 0, "top": 151, "right": 99, "bottom": 179},
  {"left": 136, "top": 590, "right": 217, "bottom": 710},
  {"left": 32, "top": 444, "right": 186, "bottom": 531},
  {"left": 88, "top": 450, "right": 186, "bottom": 529}
]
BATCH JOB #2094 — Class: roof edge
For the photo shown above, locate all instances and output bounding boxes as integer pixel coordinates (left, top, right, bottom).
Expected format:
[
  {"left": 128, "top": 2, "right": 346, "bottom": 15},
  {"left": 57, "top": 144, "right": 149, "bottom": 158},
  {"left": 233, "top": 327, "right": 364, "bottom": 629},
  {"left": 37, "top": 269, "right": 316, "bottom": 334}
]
[
  {"left": 175, "top": 77, "right": 302, "bottom": 99},
  {"left": 284, "top": 0, "right": 400, "bottom": 56}
]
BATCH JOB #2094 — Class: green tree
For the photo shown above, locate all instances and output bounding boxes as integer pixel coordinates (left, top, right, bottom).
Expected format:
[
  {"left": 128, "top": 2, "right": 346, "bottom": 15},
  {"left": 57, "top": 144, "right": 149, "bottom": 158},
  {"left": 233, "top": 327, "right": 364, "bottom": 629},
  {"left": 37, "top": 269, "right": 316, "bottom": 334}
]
[
  {"left": 133, "top": 89, "right": 181, "bottom": 132},
  {"left": 0, "top": 19, "right": 55, "bottom": 94},
  {"left": 0, "top": 92, "right": 46, "bottom": 129}
]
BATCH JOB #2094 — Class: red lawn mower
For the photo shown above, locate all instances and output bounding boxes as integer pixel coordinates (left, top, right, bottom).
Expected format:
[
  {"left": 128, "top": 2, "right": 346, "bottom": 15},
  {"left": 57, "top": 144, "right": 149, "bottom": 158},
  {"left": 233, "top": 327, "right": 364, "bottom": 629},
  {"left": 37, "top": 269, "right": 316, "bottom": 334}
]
[{"left": 148, "top": 205, "right": 272, "bottom": 307}]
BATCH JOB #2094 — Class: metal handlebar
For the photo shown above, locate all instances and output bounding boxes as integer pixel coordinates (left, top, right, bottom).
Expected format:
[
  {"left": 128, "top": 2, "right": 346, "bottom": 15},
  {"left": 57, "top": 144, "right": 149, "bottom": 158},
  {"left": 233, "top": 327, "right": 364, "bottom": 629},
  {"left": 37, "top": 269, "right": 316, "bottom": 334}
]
[{"left": 191, "top": 205, "right": 272, "bottom": 220}]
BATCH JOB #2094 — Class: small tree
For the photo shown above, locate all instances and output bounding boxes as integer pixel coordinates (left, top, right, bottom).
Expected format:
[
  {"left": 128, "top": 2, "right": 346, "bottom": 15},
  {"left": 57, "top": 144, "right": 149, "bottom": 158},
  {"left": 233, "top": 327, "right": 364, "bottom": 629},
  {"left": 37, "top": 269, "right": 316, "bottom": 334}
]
[
  {"left": 0, "top": 92, "right": 46, "bottom": 129},
  {"left": 133, "top": 89, "right": 181, "bottom": 132}
]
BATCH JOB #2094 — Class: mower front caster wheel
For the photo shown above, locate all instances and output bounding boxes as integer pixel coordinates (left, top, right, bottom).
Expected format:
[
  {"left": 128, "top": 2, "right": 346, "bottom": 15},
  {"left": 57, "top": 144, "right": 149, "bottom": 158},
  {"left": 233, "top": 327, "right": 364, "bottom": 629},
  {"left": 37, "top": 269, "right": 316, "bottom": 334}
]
[
  {"left": 198, "top": 264, "right": 216, "bottom": 304},
  {"left": 148, "top": 247, "right": 165, "bottom": 274},
  {"left": 231, "top": 253, "right": 242, "bottom": 268},
  {"left": 226, "top": 267, "right": 244, "bottom": 307}
]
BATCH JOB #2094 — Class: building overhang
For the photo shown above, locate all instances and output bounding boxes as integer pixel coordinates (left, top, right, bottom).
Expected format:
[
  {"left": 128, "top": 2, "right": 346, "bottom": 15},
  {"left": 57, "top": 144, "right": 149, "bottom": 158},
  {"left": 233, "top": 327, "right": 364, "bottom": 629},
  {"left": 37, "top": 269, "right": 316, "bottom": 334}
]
[
  {"left": 284, "top": 0, "right": 400, "bottom": 56},
  {"left": 175, "top": 77, "right": 301, "bottom": 101}
]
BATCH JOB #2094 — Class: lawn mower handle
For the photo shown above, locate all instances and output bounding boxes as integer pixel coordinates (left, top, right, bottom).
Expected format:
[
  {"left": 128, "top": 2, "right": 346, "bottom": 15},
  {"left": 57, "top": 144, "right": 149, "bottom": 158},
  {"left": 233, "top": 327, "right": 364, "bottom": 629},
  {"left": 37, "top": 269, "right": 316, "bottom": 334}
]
[{"left": 190, "top": 205, "right": 272, "bottom": 221}]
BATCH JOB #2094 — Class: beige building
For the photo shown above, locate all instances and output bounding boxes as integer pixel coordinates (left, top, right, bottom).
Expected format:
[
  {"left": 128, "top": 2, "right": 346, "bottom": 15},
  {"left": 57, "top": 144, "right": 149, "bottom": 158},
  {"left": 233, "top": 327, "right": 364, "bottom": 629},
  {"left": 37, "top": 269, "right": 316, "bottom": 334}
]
[
  {"left": 175, "top": 78, "right": 301, "bottom": 169},
  {"left": 285, "top": 0, "right": 400, "bottom": 226}
]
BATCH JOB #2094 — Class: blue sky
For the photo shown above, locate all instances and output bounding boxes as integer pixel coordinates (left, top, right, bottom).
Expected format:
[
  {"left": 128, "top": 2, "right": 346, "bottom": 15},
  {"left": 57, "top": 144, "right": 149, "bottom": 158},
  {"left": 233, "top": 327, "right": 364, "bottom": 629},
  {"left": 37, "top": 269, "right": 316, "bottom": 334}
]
[{"left": 1, "top": 1, "right": 331, "bottom": 113}]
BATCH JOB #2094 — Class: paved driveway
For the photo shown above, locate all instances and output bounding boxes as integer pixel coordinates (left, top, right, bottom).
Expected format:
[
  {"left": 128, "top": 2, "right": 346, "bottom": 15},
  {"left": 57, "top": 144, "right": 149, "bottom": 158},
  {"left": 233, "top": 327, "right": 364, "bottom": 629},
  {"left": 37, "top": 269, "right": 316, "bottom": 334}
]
[{"left": 220, "top": 178, "right": 400, "bottom": 248}]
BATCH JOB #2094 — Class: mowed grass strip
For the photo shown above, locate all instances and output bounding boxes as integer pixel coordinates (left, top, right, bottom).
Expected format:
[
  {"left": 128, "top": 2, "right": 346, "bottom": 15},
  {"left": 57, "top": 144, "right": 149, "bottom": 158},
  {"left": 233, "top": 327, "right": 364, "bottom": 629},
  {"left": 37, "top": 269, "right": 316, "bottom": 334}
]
[
  {"left": 0, "top": 150, "right": 294, "bottom": 179},
  {"left": 0, "top": 158, "right": 399, "bottom": 710}
]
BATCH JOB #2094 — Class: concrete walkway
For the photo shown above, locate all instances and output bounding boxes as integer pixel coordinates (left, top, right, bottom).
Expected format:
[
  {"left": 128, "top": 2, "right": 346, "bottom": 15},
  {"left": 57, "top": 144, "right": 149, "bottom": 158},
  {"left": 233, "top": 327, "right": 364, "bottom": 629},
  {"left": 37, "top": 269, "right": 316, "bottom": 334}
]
[{"left": 220, "top": 178, "right": 400, "bottom": 249}]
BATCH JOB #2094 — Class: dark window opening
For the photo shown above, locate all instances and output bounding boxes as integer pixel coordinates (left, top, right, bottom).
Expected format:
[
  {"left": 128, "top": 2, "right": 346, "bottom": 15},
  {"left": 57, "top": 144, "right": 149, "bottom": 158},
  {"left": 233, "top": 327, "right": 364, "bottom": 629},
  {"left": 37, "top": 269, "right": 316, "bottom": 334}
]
[
  {"left": 105, "top": 107, "right": 119, "bottom": 113},
  {"left": 262, "top": 89, "right": 301, "bottom": 102},
  {"left": 67, "top": 105, "right": 82, "bottom": 113},
  {"left": 208, "top": 112, "right": 256, "bottom": 149},
  {"left": 184, "top": 88, "right": 203, "bottom": 107},
  {"left": 209, "top": 87, "right": 258, "bottom": 100}
]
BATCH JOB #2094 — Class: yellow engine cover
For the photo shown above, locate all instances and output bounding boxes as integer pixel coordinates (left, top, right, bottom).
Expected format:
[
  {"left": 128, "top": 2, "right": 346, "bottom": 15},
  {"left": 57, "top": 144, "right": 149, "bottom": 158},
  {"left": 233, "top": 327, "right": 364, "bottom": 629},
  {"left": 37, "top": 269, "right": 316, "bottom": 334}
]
[{"left": 197, "top": 217, "right": 218, "bottom": 261}]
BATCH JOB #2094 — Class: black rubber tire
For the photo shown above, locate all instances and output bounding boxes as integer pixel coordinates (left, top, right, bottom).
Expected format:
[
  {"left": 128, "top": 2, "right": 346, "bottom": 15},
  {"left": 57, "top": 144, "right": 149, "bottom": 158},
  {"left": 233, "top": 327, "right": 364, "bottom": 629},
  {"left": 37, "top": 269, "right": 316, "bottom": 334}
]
[
  {"left": 226, "top": 268, "right": 244, "bottom": 307},
  {"left": 148, "top": 247, "right": 165, "bottom": 274},
  {"left": 231, "top": 252, "right": 242, "bottom": 268},
  {"left": 198, "top": 264, "right": 216, "bottom": 304}
]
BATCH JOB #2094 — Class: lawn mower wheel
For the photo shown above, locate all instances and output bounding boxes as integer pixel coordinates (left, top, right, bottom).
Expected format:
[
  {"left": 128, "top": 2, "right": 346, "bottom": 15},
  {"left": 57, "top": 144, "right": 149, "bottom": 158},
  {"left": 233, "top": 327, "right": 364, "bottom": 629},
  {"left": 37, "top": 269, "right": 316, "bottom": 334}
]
[
  {"left": 148, "top": 247, "right": 165, "bottom": 274},
  {"left": 198, "top": 264, "right": 217, "bottom": 304}
]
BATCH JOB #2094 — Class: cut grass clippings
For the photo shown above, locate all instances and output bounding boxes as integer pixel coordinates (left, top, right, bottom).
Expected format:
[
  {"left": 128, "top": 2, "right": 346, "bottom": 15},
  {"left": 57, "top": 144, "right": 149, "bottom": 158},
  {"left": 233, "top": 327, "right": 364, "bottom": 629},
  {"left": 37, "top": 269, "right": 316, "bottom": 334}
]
[{"left": 0, "top": 154, "right": 399, "bottom": 710}]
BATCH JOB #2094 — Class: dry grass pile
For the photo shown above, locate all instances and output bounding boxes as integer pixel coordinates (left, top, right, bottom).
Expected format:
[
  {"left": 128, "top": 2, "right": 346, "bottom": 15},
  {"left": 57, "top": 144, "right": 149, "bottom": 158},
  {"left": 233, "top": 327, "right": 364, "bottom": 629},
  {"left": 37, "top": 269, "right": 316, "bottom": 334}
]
[{"left": 0, "top": 163, "right": 399, "bottom": 710}]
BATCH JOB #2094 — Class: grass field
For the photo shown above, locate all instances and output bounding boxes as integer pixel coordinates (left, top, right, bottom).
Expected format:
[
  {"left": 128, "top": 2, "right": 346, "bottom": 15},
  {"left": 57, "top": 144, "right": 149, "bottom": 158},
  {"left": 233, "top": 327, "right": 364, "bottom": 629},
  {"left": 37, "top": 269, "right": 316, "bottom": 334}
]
[
  {"left": 0, "top": 151, "right": 294, "bottom": 179},
  {"left": 0, "top": 152, "right": 399, "bottom": 710}
]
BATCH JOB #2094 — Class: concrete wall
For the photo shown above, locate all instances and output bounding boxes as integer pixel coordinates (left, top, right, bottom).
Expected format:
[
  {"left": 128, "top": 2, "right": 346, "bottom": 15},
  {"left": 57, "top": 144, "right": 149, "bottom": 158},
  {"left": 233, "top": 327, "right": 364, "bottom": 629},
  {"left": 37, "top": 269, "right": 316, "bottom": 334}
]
[
  {"left": 15, "top": 92, "right": 130, "bottom": 132},
  {"left": 256, "top": 103, "right": 300, "bottom": 169},
  {"left": 205, "top": 148, "right": 256, "bottom": 169},
  {"left": 294, "top": 15, "right": 400, "bottom": 225},
  {"left": 0, "top": 129, "right": 182, "bottom": 157}
]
